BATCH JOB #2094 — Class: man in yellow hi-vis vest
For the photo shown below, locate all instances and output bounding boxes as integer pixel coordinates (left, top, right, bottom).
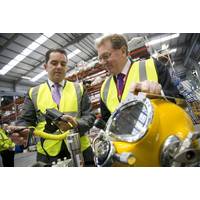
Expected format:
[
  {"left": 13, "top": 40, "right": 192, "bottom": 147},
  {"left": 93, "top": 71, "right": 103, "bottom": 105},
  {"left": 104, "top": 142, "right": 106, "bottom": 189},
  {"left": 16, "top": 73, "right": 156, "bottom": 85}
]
[
  {"left": 9, "top": 48, "right": 96, "bottom": 166},
  {"left": 95, "top": 34, "right": 181, "bottom": 122},
  {"left": 0, "top": 123, "right": 15, "bottom": 167}
]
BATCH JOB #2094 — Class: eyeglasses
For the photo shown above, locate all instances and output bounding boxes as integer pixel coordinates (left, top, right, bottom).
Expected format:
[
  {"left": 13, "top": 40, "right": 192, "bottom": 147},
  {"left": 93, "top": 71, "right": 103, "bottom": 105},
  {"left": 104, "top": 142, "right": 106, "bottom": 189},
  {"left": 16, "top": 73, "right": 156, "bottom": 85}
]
[{"left": 98, "top": 52, "right": 113, "bottom": 64}]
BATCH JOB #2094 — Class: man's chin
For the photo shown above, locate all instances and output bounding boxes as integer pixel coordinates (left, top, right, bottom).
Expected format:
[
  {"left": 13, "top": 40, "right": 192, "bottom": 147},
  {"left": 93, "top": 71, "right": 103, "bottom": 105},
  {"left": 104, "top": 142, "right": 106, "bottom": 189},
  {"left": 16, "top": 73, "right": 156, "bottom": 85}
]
[
  {"left": 107, "top": 67, "right": 116, "bottom": 75},
  {"left": 53, "top": 77, "right": 63, "bottom": 83}
]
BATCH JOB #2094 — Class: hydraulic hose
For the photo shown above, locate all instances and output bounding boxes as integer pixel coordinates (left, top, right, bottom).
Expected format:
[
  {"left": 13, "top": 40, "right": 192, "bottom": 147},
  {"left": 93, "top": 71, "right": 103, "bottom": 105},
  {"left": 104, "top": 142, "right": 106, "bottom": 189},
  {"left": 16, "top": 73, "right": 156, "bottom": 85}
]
[{"left": 29, "top": 127, "right": 69, "bottom": 140}]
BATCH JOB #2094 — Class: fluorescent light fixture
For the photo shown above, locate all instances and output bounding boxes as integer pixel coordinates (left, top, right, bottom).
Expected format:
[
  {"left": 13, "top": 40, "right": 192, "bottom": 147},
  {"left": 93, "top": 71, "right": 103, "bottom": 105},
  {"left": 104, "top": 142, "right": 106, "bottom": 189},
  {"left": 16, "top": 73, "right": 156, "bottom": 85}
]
[
  {"left": 0, "top": 58, "right": 21, "bottom": 74},
  {"left": 0, "top": 33, "right": 54, "bottom": 75},
  {"left": 27, "top": 42, "right": 40, "bottom": 50},
  {"left": 35, "top": 34, "right": 53, "bottom": 44},
  {"left": 30, "top": 70, "right": 47, "bottom": 82},
  {"left": 21, "top": 48, "right": 33, "bottom": 56},
  {"left": 146, "top": 33, "right": 180, "bottom": 46},
  {"left": 152, "top": 48, "right": 177, "bottom": 58},
  {"left": 8, "top": 59, "right": 20, "bottom": 67},
  {"left": 14, "top": 54, "right": 26, "bottom": 62},
  {"left": 161, "top": 44, "right": 169, "bottom": 50},
  {"left": 169, "top": 48, "right": 177, "bottom": 53},
  {"left": 43, "top": 33, "right": 54, "bottom": 38},
  {"left": 0, "top": 64, "right": 14, "bottom": 75},
  {"left": 22, "top": 76, "right": 31, "bottom": 80},
  {"left": 68, "top": 49, "right": 81, "bottom": 59}
]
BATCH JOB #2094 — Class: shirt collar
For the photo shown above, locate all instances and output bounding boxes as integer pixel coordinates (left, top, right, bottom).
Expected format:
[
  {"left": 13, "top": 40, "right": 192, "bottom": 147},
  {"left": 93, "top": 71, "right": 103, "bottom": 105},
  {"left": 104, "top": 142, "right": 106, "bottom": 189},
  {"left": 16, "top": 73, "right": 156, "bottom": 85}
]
[
  {"left": 48, "top": 79, "right": 65, "bottom": 88},
  {"left": 119, "top": 59, "right": 131, "bottom": 76}
]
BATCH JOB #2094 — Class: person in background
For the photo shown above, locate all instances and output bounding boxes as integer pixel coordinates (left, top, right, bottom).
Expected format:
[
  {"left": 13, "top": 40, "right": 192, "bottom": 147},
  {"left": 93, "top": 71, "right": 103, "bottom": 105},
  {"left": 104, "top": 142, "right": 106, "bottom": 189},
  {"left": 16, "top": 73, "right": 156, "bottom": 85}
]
[
  {"left": 95, "top": 34, "right": 181, "bottom": 123},
  {"left": 0, "top": 123, "right": 15, "bottom": 167},
  {"left": 8, "top": 48, "right": 95, "bottom": 166}
]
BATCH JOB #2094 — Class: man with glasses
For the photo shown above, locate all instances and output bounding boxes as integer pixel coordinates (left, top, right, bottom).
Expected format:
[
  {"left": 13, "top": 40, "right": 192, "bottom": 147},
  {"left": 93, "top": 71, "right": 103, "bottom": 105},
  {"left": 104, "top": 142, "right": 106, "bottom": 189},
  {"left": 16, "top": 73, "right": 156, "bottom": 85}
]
[
  {"left": 9, "top": 48, "right": 95, "bottom": 166},
  {"left": 96, "top": 34, "right": 181, "bottom": 123}
]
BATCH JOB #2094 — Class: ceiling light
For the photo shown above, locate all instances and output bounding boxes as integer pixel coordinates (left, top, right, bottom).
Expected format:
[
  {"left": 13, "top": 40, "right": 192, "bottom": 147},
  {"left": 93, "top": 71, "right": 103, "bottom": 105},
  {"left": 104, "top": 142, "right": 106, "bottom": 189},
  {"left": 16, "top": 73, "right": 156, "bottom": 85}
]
[
  {"left": 152, "top": 48, "right": 177, "bottom": 58},
  {"left": 68, "top": 49, "right": 81, "bottom": 59},
  {"left": 8, "top": 60, "right": 20, "bottom": 67},
  {"left": 30, "top": 70, "right": 47, "bottom": 82},
  {"left": 0, "top": 64, "right": 14, "bottom": 75},
  {"left": 43, "top": 33, "right": 54, "bottom": 38},
  {"left": 21, "top": 48, "right": 33, "bottom": 56},
  {"left": 146, "top": 34, "right": 180, "bottom": 46},
  {"left": 36, "top": 34, "right": 52, "bottom": 44},
  {"left": 161, "top": 44, "right": 169, "bottom": 50},
  {"left": 22, "top": 76, "right": 31, "bottom": 80},
  {"left": 27, "top": 42, "right": 40, "bottom": 50},
  {"left": 169, "top": 48, "right": 177, "bottom": 53},
  {"left": 14, "top": 54, "right": 26, "bottom": 62},
  {"left": 0, "top": 34, "right": 54, "bottom": 75}
]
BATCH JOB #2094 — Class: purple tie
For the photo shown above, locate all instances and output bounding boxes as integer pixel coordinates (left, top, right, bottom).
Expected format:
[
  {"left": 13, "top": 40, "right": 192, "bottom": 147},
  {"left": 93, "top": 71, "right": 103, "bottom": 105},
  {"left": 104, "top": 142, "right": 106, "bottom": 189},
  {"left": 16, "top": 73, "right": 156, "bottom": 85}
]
[
  {"left": 117, "top": 73, "right": 125, "bottom": 96},
  {"left": 52, "top": 83, "right": 61, "bottom": 105}
]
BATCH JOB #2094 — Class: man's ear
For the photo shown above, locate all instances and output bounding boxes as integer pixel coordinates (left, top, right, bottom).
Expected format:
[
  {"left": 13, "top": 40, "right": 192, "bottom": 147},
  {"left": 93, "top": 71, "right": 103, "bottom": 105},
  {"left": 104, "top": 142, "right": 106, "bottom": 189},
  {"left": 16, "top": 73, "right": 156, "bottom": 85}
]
[
  {"left": 121, "top": 45, "right": 127, "bottom": 55},
  {"left": 44, "top": 63, "right": 47, "bottom": 70}
]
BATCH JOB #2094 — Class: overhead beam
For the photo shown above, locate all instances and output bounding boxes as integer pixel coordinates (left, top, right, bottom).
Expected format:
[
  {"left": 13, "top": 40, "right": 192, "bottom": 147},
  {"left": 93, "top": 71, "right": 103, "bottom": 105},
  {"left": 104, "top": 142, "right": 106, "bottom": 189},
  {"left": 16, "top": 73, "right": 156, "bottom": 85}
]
[
  {"left": 0, "top": 34, "right": 19, "bottom": 54},
  {"left": 15, "top": 33, "right": 92, "bottom": 84}
]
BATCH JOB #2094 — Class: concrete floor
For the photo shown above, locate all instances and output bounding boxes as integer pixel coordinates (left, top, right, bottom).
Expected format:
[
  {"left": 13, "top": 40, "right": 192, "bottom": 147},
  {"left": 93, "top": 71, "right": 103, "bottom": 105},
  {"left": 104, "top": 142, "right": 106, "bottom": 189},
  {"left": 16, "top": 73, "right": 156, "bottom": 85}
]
[{"left": 0, "top": 151, "right": 37, "bottom": 167}]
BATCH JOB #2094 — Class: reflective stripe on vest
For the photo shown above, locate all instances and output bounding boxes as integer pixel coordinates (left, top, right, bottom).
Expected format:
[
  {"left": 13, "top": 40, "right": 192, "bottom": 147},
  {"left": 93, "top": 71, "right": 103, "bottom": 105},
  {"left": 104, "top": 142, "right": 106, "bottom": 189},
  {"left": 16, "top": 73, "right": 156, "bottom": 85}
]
[
  {"left": 100, "top": 58, "right": 158, "bottom": 113},
  {"left": 29, "top": 81, "right": 90, "bottom": 156}
]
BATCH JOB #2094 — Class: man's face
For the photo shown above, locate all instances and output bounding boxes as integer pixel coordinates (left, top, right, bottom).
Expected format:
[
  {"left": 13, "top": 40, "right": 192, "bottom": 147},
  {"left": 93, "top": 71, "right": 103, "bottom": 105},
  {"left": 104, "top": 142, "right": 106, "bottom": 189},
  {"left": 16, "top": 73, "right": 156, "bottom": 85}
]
[
  {"left": 44, "top": 52, "right": 68, "bottom": 83},
  {"left": 97, "top": 40, "right": 127, "bottom": 75}
]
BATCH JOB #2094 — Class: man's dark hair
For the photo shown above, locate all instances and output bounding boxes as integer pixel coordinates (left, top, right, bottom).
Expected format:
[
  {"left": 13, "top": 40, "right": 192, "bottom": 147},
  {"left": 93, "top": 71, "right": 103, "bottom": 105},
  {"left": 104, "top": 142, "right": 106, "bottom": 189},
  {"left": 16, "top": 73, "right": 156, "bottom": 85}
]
[
  {"left": 95, "top": 34, "right": 129, "bottom": 55},
  {"left": 45, "top": 48, "right": 67, "bottom": 63}
]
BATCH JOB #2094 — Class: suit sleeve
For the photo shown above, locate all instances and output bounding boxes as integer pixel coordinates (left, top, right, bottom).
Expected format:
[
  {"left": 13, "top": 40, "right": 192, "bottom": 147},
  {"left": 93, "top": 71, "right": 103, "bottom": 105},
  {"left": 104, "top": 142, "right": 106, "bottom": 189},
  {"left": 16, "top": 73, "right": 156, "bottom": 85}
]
[
  {"left": 154, "top": 59, "right": 182, "bottom": 98},
  {"left": 100, "top": 98, "right": 111, "bottom": 123},
  {"left": 16, "top": 92, "right": 37, "bottom": 127},
  {"left": 76, "top": 90, "right": 96, "bottom": 136}
]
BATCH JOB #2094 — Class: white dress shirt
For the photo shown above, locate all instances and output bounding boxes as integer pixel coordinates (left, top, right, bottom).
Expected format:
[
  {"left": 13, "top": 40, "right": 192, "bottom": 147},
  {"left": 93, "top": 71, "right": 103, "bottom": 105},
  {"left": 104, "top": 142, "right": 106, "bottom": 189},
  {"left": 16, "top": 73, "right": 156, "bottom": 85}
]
[
  {"left": 48, "top": 79, "right": 65, "bottom": 94},
  {"left": 116, "top": 59, "right": 131, "bottom": 81}
]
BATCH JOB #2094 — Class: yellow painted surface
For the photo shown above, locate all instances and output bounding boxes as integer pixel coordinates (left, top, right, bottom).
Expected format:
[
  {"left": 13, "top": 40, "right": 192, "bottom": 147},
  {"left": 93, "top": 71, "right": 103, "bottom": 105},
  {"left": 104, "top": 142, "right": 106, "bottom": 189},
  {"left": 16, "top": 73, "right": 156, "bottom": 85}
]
[{"left": 113, "top": 99, "right": 194, "bottom": 166}]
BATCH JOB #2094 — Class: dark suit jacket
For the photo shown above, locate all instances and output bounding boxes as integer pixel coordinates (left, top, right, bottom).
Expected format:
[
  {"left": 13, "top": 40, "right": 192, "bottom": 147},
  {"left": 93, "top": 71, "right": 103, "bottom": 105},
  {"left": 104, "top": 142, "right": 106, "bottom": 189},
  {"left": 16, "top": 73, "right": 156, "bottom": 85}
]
[
  {"left": 100, "top": 59, "right": 182, "bottom": 123},
  {"left": 17, "top": 82, "right": 96, "bottom": 136}
]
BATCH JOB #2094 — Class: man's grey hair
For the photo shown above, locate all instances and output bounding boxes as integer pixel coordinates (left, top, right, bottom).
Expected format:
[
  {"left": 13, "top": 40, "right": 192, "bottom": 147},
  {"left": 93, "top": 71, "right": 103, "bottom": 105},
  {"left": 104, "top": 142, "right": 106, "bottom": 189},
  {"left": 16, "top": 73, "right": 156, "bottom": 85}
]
[{"left": 95, "top": 33, "right": 128, "bottom": 55}]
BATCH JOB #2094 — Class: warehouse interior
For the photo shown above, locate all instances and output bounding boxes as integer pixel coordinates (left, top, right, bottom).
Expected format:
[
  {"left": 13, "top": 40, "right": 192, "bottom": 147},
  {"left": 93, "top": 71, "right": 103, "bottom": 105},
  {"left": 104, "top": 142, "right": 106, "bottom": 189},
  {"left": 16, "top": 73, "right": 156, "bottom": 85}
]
[{"left": 0, "top": 33, "right": 200, "bottom": 167}]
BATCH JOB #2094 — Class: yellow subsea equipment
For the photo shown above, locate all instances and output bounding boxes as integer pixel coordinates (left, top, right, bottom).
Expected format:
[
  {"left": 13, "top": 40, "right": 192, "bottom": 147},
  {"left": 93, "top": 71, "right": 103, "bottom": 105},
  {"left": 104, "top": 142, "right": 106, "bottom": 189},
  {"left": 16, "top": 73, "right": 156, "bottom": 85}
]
[{"left": 93, "top": 93, "right": 200, "bottom": 167}]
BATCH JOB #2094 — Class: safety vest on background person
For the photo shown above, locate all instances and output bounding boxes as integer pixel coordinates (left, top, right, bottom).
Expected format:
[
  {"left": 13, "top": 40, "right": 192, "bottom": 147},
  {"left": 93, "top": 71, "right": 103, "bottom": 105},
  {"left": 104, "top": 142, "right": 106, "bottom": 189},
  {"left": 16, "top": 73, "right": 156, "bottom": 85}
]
[
  {"left": 29, "top": 81, "right": 91, "bottom": 157},
  {"left": 101, "top": 58, "right": 158, "bottom": 113},
  {"left": 0, "top": 128, "right": 15, "bottom": 152}
]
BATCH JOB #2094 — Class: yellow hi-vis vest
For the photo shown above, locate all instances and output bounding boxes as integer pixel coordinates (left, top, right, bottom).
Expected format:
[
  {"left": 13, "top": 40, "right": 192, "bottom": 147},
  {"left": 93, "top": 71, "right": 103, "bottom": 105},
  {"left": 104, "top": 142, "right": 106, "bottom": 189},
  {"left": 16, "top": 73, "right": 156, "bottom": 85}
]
[
  {"left": 101, "top": 58, "right": 158, "bottom": 113},
  {"left": 29, "top": 81, "right": 91, "bottom": 157},
  {"left": 0, "top": 128, "right": 15, "bottom": 152}
]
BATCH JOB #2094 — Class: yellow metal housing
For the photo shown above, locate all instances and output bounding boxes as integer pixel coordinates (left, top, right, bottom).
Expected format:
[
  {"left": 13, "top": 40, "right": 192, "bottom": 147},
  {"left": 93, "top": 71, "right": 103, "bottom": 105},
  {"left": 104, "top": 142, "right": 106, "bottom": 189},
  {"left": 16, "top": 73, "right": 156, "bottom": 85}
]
[{"left": 112, "top": 99, "right": 194, "bottom": 166}]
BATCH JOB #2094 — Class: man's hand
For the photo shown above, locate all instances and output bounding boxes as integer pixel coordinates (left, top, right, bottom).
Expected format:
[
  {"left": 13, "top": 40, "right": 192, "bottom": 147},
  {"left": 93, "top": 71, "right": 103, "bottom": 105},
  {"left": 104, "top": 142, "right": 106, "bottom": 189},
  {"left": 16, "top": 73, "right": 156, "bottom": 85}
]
[
  {"left": 57, "top": 115, "right": 78, "bottom": 131},
  {"left": 130, "top": 80, "right": 162, "bottom": 95},
  {"left": 7, "top": 126, "right": 30, "bottom": 146}
]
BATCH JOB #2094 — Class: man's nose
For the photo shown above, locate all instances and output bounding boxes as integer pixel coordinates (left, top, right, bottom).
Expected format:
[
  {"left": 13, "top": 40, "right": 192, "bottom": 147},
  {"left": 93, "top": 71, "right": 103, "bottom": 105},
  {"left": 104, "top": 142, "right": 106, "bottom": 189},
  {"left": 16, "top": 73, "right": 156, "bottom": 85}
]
[{"left": 56, "top": 63, "right": 62, "bottom": 68}]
